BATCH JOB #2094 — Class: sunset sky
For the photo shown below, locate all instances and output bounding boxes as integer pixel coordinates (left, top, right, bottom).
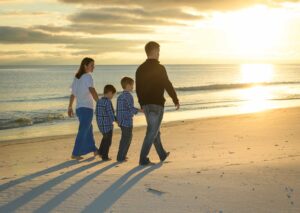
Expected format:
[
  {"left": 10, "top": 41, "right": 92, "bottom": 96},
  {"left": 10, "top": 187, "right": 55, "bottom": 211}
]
[{"left": 0, "top": 0, "right": 300, "bottom": 65}]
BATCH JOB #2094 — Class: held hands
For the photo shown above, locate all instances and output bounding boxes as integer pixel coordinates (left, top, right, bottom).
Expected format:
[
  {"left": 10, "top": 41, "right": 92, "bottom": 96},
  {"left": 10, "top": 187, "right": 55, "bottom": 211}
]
[
  {"left": 68, "top": 107, "right": 74, "bottom": 117},
  {"left": 138, "top": 108, "right": 144, "bottom": 113}
]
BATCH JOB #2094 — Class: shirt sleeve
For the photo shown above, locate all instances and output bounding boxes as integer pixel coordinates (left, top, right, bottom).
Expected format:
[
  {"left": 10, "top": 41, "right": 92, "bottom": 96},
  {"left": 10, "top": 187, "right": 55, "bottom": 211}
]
[
  {"left": 161, "top": 66, "right": 179, "bottom": 105},
  {"left": 125, "top": 94, "right": 139, "bottom": 115},
  {"left": 135, "top": 68, "right": 144, "bottom": 108},
  {"left": 84, "top": 74, "right": 94, "bottom": 88},
  {"left": 107, "top": 100, "right": 116, "bottom": 122}
]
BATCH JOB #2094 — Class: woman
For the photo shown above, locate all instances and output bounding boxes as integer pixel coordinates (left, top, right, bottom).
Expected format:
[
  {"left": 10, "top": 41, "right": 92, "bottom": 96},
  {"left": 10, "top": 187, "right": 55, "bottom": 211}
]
[{"left": 68, "top": 57, "right": 99, "bottom": 160}]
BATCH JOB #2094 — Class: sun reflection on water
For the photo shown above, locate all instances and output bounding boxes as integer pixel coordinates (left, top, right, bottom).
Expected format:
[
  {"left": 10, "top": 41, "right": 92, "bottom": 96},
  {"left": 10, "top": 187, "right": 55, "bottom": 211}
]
[{"left": 239, "top": 64, "right": 275, "bottom": 112}]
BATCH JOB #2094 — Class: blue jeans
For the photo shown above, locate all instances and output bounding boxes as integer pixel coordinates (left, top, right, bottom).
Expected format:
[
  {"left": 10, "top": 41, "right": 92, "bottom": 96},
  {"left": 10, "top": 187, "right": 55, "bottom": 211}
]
[
  {"left": 72, "top": 107, "right": 97, "bottom": 156},
  {"left": 139, "top": 104, "right": 167, "bottom": 164},
  {"left": 117, "top": 126, "right": 133, "bottom": 161}
]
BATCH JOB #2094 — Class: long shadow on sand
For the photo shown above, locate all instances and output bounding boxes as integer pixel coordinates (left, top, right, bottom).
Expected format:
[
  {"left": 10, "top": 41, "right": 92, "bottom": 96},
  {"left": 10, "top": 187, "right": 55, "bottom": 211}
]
[
  {"left": 0, "top": 157, "right": 95, "bottom": 192},
  {"left": 0, "top": 159, "right": 102, "bottom": 212},
  {"left": 34, "top": 162, "right": 120, "bottom": 213},
  {"left": 82, "top": 163, "right": 162, "bottom": 213}
]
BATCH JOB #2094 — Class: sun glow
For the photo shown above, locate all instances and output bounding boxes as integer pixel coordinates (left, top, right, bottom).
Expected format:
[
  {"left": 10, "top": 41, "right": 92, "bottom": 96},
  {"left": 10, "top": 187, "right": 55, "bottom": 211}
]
[
  {"left": 238, "top": 64, "right": 275, "bottom": 112},
  {"left": 240, "top": 64, "right": 274, "bottom": 83},
  {"left": 210, "top": 6, "right": 288, "bottom": 58},
  {"left": 239, "top": 86, "right": 273, "bottom": 113}
]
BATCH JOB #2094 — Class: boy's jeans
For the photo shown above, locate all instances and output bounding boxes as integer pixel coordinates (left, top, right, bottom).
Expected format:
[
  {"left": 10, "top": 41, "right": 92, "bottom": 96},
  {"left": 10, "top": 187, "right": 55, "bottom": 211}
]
[
  {"left": 117, "top": 126, "right": 133, "bottom": 161},
  {"left": 139, "top": 104, "right": 167, "bottom": 164},
  {"left": 99, "top": 130, "right": 113, "bottom": 159}
]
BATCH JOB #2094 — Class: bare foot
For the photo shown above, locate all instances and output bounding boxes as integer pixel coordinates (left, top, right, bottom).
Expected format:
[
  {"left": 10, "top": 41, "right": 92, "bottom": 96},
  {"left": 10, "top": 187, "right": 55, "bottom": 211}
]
[{"left": 71, "top": 155, "right": 84, "bottom": 160}]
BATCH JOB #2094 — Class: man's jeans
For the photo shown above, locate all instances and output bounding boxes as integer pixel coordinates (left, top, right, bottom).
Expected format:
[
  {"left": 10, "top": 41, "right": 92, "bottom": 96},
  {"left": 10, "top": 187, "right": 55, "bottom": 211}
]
[
  {"left": 139, "top": 104, "right": 167, "bottom": 164},
  {"left": 117, "top": 126, "right": 133, "bottom": 161}
]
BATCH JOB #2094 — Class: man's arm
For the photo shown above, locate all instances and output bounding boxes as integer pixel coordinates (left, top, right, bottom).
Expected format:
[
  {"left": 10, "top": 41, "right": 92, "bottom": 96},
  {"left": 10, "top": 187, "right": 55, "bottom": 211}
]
[
  {"left": 135, "top": 69, "right": 144, "bottom": 108},
  {"left": 162, "top": 66, "right": 180, "bottom": 109}
]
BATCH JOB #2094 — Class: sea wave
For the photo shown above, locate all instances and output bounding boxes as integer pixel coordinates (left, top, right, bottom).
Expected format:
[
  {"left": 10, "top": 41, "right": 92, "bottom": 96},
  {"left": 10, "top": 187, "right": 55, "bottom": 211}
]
[
  {"left": 175, "top": 81, "right": 300, "bottom": 92},
  {"left": 1, "top": 81, "right": 300, "bottom": 103},
  {"left": 0, "top": 95, "right": 70, "bottom": 103},
  {"left": 0, "top": 113, "right": 67, "bottom": 130}
]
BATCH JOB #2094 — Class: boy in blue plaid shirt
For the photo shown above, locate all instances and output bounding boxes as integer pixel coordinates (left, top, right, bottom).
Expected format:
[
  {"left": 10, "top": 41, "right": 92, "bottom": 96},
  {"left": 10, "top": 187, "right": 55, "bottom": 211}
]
[
  {"left": 96, "top": 84, "right": 116, "bottom": 161},
  {"left": 116, "top": 77, "right": 142, "bottom": 162}
]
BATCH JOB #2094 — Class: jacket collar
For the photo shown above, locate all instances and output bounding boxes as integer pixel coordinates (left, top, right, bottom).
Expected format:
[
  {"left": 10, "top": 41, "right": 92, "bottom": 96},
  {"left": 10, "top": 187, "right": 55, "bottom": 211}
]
[{"left": 146, "top": 58, "right": 160, "bottom": 63}]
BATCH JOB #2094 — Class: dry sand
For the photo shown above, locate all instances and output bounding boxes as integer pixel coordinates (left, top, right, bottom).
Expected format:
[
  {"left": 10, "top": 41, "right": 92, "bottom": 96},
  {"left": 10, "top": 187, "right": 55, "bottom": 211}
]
[{"left": 0, "top": 107, "right": 299, "bottom": 213}]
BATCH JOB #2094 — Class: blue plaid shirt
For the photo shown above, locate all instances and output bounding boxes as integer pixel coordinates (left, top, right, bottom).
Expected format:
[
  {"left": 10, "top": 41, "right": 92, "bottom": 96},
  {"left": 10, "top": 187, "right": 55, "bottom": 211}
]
[
  {"left": 116, "top": 91, "right": 138, "bottom": 127},
  {"left": 95, "top": 97, "right": 115, "bottom": 133}
]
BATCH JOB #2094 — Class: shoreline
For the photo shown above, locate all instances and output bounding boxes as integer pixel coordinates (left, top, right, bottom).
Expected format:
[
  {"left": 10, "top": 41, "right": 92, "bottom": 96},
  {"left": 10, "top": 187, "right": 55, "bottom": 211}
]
[{"left": 1, "top": 106, "right": 299, "bottom": 145}]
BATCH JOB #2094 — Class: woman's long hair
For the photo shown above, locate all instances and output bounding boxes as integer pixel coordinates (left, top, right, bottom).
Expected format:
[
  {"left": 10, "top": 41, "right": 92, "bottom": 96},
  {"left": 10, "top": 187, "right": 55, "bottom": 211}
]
[{"left": 75, "top": 57, "right": 94, "bottom": 79}]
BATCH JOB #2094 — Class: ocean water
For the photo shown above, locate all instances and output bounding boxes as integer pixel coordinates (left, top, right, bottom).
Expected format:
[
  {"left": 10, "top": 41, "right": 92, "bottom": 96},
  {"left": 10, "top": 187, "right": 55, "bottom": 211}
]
[{"left": 1, "top": 64, "right": 300, "bottom": 141}]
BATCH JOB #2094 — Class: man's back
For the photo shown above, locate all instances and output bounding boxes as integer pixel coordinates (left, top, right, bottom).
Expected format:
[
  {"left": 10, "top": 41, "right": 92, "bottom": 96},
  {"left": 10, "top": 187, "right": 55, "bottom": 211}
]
[{"left": 136, "top": 59, "right": 178, "bottom": 107}]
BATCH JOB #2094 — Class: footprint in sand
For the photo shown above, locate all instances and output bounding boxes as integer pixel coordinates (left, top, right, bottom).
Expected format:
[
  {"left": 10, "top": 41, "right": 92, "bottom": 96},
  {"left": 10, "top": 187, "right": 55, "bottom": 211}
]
[
  {"left": 1, "top": 177, "right": 10, "bottom": 180},
  {"left": 146, "top": 188, "right": 166, "bottom": 196},
  {"left": 220, "top": 172, "right": 225, "bottom": 178},
  {"left": 285, "top": 186, "right": 294, "bottom": 205}
]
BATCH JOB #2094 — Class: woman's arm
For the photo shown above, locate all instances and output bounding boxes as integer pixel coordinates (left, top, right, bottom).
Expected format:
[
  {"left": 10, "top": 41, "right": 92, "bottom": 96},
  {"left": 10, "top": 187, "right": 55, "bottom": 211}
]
[
  {"left": 68, "top": 94, "right": 75, "bottom": 117},
  {"left": 89, "top": 87, "right": 99, "bottom": 102}
]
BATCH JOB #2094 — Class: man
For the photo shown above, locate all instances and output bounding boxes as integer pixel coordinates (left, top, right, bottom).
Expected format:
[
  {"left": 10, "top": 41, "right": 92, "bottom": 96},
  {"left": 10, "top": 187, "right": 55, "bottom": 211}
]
[{"left": 136, "top": 41, "right": 180, "bottom": 165}]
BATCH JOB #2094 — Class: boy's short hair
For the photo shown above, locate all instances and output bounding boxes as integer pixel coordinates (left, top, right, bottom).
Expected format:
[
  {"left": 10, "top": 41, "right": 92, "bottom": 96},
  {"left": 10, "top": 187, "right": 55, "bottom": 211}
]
[
  {"left": 145, "top": 41, "right": 160, "bottom": 56},
  {"left": 103, "top": 84, "right": 116, "bottom": 94},
  {"left": 121, "top": 77, "right": 134, "bottom": 89}
]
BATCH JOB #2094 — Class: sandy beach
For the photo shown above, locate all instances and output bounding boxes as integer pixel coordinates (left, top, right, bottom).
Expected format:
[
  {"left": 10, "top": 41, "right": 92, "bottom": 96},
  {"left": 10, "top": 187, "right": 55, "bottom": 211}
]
[{"left": 0, "top": 107, "right": 299, "bottom": 213}]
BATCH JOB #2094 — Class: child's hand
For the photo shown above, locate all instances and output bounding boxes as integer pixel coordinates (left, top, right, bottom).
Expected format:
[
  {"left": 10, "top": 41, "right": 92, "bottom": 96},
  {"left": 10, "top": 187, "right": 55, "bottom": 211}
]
[{"left": 138, "top": 108, "right": 144, "bottom": 113}]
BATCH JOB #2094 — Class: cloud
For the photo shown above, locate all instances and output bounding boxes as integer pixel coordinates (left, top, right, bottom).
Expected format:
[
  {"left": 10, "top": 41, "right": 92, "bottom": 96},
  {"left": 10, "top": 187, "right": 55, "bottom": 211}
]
[
  {"left": 59, "top": 0, "right": 300, "bottom": 10},
  {"left": 0, "top": 26, "right": 145, "bottom": 55},
  {"left": 65, "top": 38, "right": 144, "bottom": 55},
  {"left": 31, "top": 7, "right": 203, "bottom": 36},
  {"left": 68, "top": 7, "right": 202, "bottom": 26},
  {"left": 1, "top": 10, "right": 48, "bottom": 16},
  {"left": 33, "top": 24, "right": 153, "bottom": 35},
  {"left": 0, "top": 26, "right": 75, "bottom": 44},
  {"left": 0, "top": 50, "right": 27, "bottom": 55}
]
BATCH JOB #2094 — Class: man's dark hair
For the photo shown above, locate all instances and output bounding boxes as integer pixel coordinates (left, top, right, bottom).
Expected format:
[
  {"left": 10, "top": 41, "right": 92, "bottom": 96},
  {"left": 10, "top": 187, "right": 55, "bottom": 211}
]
[
  {"left": 103, "top": 84, "right": 116, "bottom": 94},
  {"left": 145, "top": 41, "right": 160, "bottom": 56},
  {"left": 121, "top": 77, "right": 134, "bottom": 89}
]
